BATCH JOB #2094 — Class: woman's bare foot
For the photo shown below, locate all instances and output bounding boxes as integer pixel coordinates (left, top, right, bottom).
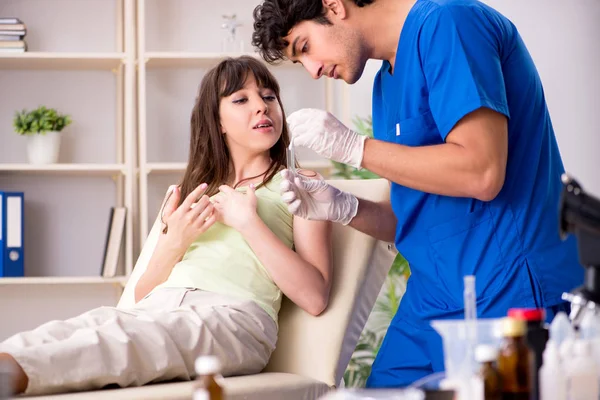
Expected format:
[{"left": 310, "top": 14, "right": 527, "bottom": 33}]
[{"left": 0, "top": 353, "right": 28, "bottom": 394}]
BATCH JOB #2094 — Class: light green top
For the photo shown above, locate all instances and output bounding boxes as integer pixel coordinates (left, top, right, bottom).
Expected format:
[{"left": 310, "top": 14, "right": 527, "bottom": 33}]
[{"left": 155, "top": 173, "right": 293, "bottom": 323}]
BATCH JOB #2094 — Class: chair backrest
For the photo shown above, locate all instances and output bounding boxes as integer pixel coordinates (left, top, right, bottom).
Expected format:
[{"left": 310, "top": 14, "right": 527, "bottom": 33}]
[{"left": 117, "top": 179, "right": 396, "bottom": 388}]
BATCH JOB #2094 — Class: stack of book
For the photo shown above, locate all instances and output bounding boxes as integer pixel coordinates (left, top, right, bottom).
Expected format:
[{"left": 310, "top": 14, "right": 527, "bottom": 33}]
[{"left": 0, "top": 17, "right": 27, "bottom": 53}]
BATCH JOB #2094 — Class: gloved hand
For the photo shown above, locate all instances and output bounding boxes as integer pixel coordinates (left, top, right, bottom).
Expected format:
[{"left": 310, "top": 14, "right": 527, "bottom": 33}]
[
  {"left": 287, "top": 108, "right": 367, "bottom": 169},
  {"left": 279, "top": 169, "right": 359, "bottom": 225}
]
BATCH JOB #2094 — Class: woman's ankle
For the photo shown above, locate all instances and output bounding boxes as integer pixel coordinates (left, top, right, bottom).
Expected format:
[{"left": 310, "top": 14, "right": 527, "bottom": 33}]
[{"left": 0, "top": 352, "right": 28, "bottom": 394}]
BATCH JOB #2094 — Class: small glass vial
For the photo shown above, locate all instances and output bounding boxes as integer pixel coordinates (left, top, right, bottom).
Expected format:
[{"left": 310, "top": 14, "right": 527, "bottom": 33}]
[
  {"left": 194, "top": 355, "right": 224, "bottom": 400},
  {"left": 476, "top": 344, "right": 502, "bottom": 400},
  {"left": 508, "top": 308, "right": 548, "bottom": 400},
  {"left": 497, "top": 317, "right": 531, "bottom": 400}
]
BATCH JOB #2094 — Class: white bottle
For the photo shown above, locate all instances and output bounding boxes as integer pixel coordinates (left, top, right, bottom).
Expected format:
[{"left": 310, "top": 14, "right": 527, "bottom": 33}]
[
  {"left": 579, "top": 312, "right": 600, "bottom": 378},
  {"left": 539, "top": 340, "right": 567, "bottom": 400},
  {"left": 567, "top": 339, "right": 599, "bottom": 400},
  {"left": 549, "top": 312, "right": 573, "bottom": 347}
]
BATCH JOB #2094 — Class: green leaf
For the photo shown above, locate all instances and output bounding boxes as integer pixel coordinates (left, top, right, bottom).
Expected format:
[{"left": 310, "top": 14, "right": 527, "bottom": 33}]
[{"left": 12, "top": 106, "right": 72, "bottom": 136}]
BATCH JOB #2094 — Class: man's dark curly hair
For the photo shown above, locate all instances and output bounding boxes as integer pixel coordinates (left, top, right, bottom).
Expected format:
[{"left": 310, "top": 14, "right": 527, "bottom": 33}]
[{"left": 252, "top": 0, "right": 374, "bottom": 64}]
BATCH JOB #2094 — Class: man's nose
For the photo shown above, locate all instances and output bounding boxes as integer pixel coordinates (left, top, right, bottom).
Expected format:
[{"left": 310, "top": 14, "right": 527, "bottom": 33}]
[{"left": 303, "top": 58, "right": 324, "bottom": 80}]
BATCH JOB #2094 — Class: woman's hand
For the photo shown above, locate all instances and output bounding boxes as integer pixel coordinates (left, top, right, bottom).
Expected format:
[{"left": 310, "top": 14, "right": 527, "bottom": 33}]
[
  {"left": 160, "top": 183, "right": 217, "bottom": 254},
  {"left": 213, "top": 184, "right": 259, "bottom": 233}
]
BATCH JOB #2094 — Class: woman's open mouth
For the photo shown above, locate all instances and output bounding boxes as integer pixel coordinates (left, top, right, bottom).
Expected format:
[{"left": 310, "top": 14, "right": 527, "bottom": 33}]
[{"left": 253, "top": 120, "right": 274, "bottom": 133}]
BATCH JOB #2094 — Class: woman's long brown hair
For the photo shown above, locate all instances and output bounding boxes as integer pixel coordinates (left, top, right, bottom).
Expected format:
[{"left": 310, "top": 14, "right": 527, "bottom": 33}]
[{"left": 177, "top": 56, "right": 290, "bottom": 205}]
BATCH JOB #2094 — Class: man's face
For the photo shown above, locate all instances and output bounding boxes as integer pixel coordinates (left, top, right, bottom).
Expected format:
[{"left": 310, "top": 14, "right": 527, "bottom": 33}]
[{"left": 284, "top": 19, "right": 367, "bottom": 84}]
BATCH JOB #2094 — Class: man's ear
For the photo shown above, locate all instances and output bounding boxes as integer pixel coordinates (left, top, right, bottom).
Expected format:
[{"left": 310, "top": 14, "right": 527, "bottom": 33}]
[{"left": 322, "top": 0, "right": 347, "bottom": 20}]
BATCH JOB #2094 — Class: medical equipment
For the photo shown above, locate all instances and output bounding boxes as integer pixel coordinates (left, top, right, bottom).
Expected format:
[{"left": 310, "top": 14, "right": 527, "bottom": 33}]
[
  {"left": 559, "top": 174, "right": 600, "bottom": 327},
  {"left": 286, "top": 142, "right": 296, "bottom": 173}
]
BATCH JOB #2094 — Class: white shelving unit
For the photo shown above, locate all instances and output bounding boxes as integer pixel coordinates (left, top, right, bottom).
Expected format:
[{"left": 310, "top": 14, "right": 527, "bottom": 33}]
[
  {"left": 0, "top": 52, "right": 126, "bottom": 70},
  {"left": 0, "top": 276, "right": 127, "bottom": 287},
  {"left": 144, "top": 51, "right": 259, "bottom": 68},
  {"left": 0, "top": 164, "right": 127, "bottom": 175},
  {"left": 135, "top": 0, "right": 334, "bottom": 246},
  {"left": 0, "top": 0, "right": 136, "bottom": 286}
]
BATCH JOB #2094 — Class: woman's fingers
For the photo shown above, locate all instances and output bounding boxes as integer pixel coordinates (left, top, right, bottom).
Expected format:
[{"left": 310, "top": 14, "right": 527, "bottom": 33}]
[
  {"left": 201, "top": 214, "right": 218, "bottom": 232},
  {"left": 182, "top": 183, "right": 208, "bottom": 210},
  {"left": 218, "top": 185, "right": 235, "bottom": 194},
  {"left": 190, "top": 197, "right": 213, "bottom": 223},
  {"left": 194, "top": 203, "right": 215, "bottom": 228},
  {"left": 162, "top": 185, "right": 180, "bottom": 219}
]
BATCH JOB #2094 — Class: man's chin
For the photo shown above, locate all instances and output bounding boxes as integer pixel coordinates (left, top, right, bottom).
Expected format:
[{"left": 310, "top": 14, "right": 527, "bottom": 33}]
[
  {"left": 345, "top": 72, "right": 362, "bottom": 85},
  {"left": 345, "top": 63, "right": 367, "bottom": 84}
]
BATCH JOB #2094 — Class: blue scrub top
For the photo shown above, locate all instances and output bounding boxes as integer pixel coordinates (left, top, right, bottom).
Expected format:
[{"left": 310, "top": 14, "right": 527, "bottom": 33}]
[{"left": 372, "top": 0, "right": 583, "bottom": 322}]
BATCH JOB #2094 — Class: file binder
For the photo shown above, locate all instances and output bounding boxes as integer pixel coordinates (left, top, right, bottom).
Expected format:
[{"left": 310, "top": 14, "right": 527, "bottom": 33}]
[
  {"left": 0, "top": 193, "right": 4, "bottom": 276},
  {"left": 0, "top": 192, "right": 24, "bottom": 277}
]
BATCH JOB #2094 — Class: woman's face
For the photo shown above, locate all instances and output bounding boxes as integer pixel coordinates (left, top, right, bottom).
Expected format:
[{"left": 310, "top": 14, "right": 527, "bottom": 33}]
[{"left": 219, "top": 74, "right": 283, "bottom": 155}]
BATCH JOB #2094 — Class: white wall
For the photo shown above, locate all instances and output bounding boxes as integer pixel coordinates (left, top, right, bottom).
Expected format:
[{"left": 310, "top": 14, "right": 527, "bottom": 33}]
[{"left": 344, "top": 0, "right": 600, "bottom": 196}]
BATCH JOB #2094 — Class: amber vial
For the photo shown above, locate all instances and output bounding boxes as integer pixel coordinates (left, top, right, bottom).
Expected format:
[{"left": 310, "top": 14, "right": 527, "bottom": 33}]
[
  {"left": 476, "top": 344, "right": 502, "bottom": 400},
  {"left": 497, "top": 317, "right": 531, "bottom": 400},
  {"left": 194, "top": 355, "right": 224, "bottom": 400}
]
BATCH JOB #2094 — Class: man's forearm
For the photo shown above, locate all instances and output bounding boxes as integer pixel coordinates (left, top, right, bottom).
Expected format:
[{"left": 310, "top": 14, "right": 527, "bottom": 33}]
[
  {"left": 348, "top": 198, "right": 397, "bottom": 242},
  {"left": 361, "top": 108, "right": 508, "bottom": 202},
  {"left": 362, "top": 139, "right": 501, "bottom": 201}
]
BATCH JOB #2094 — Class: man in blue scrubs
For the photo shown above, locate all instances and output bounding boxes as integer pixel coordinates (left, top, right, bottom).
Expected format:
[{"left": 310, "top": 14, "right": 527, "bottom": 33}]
[{"left": 252, "top": 0, "right": 584, "bottom": 387}]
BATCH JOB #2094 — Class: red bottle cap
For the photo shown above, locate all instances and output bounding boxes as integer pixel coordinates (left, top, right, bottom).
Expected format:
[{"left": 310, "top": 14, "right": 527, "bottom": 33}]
[{"left": 508, "top": 308, "right": 546, "bottom": 321}]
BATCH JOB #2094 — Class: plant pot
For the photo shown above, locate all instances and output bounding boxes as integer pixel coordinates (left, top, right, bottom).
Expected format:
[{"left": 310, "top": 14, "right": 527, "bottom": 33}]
[{"left": 26, "top": 131, "right": 61, "bottom": 164}]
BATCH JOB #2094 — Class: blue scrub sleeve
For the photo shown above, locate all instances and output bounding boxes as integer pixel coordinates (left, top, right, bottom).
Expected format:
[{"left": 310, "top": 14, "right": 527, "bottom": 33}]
[{"left": 419, "top": 6, "right": 510, "bottom": 140}]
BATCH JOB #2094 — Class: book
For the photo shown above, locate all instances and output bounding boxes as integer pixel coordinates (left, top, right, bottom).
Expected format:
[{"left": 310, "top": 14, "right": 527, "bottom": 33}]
[
  {"left": 0, "top": 18, "right": 23, "bottom": 24},
  {"left": 101, "top": 207, "right": 127, "bottom": 278},
  {"left": 0, "top": 24, "right": 26, "bottom": 31},
  {"left": 0, "top": 48, "right": 25, "bottom": 53},
  {"left": 0, "top": 30, "right": 25, "bottom": 37},
  {"left": 0, "top": 35, "right": 23, "bottom": 41},
  {"left": 0, "top": 40, "right": 26, "bottom": 49}
]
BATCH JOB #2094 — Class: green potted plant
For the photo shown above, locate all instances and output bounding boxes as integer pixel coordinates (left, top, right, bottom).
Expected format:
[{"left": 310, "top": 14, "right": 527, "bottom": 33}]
[
  {"left": 336, "top": 115, "right": 411, "bottom": 388},
  {"left": 13, "top": 106, "right": 72, "bottom": 164}
]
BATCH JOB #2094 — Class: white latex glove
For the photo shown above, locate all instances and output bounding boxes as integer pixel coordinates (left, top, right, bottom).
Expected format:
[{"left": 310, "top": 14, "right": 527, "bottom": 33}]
[
  {"left": 279, "top": 169, "right": 359, "bottom": 225},
  {"left": 287, "top": 108, "right": 367, "bottom": 169}
]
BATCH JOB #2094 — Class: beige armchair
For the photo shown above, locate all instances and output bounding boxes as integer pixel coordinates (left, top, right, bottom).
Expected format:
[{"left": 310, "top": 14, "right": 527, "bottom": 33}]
[{"left": 26, "top": 179, "right": 396, "bottom": 400}]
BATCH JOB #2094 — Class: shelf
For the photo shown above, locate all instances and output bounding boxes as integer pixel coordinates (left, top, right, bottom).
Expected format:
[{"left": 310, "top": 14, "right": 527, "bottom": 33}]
[
  {"left": 143, "top": 52, "right": 258, "bottom": 68},
  {"left": 0, "top": 276, "right": 128, "bottom": 286},
  {"left": 0, "top": 163, "right": 127, "bottom": 175},
  {"left": 0, "top": 52, "right": 126, "bottom": 70},
  {"left": 145, "top": 162, "right": 187, "bottom": 173},
  {"left": 143, "top": 52, "right": 296, "bottom": 69},
  {"left": 145, "top": 160, "right": 333, "bottom": 174}
]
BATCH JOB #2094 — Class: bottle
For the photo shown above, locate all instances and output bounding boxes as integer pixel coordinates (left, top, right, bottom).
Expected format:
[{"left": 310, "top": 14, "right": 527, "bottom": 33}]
[
  {"left": 507, "top": 308, "right": 548, "bottom": 400},
  {"left": 0, "top": 359, "right": 13, "bottom": 399},
  {"left": 475, "top": 344, "right": 502, "bottom": 400},
  {"left": 548, "top": 312, "right": 572, "bottom": 348},
  {"left": 497, "top": 317, "right": 531, "bottom": 400},
  {"left": 539, "top": 340, "right": 567, "bottom": 400},
  {"left": 578, "top": 312, "right": 600, "bottom": 377},
  {"left": 194, "top": 355, "right": 224, "bottom": 400},
  {"left": 566, "top": 339, "right": 599, "bottom": 400}
]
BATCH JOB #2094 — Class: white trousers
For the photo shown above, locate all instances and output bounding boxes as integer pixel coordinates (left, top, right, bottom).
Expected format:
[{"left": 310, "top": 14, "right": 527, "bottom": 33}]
[{"left": 0, "top": 288, "right": 278, "bottom": 396}]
